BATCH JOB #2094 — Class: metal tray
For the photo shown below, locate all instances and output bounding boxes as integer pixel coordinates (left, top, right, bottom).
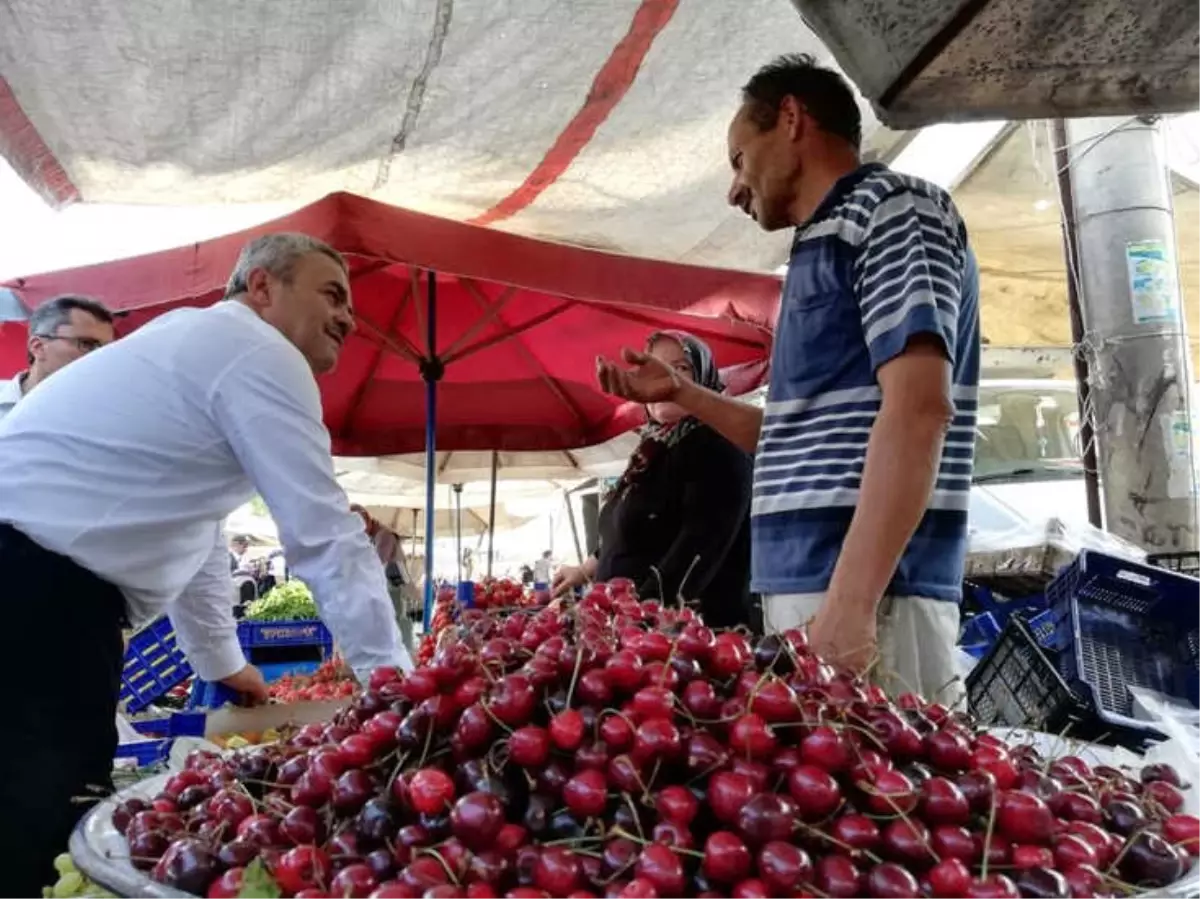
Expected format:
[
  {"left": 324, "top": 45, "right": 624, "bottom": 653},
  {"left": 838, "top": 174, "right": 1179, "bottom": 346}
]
[{"left": 72, "top": 737, "right": 1200, "bottom": 898}]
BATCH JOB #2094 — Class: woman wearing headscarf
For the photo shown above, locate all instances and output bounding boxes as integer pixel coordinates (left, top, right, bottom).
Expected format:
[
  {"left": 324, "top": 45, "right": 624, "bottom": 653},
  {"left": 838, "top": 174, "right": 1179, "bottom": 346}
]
[{"left": 553, "top": 331, "right": 754, "bottom": 628}]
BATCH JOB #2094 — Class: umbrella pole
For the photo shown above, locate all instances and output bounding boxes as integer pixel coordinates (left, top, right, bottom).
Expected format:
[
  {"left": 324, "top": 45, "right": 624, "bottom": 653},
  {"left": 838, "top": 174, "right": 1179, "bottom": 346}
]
[
  {"left": 486, "top": 450, "right": 498, "bottom": 579},
  {"left": 454, "top": 483, "right": 463, "bottom": 582},
  {"left": 565, "top": 489, "right": 584, "bottom": 564},
  {"left": 421, "top": 270, "right": 442, "bottom": 630}
]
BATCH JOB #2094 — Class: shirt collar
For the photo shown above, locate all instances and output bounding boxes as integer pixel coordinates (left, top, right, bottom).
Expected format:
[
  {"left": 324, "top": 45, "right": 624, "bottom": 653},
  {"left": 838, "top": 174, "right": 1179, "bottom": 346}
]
[
  {"left": 0, "top": 371, "right": 27, "bottom": 407},
  {"left": 801, "top": 161, "right": 889, "bottom": 229}
]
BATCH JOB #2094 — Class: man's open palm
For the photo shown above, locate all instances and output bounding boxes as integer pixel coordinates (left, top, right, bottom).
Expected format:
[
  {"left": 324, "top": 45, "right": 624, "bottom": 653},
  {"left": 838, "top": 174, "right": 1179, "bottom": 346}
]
[{"left": 596, "top": 348, "right": 681, "bottom": 404}]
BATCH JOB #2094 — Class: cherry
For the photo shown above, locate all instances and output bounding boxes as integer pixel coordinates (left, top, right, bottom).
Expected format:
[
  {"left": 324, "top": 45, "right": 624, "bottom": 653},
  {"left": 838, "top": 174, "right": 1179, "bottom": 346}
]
[
  {"left": 607, "top": 755, "right": 644, "bottom": 795},
  {"left": 1104, "top": 797, "right": 1148, "bottom": 836},
  {"left": 964, "top": 873, "right": 1019, "bottom": 898},
  {"left": 632, "top": 686, "right": 675, "bottom": 721},
  {"left": 1165, "top": 813, "right": 1200, "bottom": 855},
  {"left": 1141, "top": 762, "right": 1187, "bottom": 788},
  {"left": 1119, "top": 830, "right": 1186, "bottom": 888},
  {"left": 881, "top": 818, "right": 937, "bottom": 868},
  {"left": 1011, "top": 844, "right": 1055, "bottom": 869},
  {"left": 631, "top": 718, "right": 683, "bottom": 766},
  {"left": 736, "top": 792, "right": 798, "bottom": 846},
  {"left": 599, "top": 715, "right": 635, "bottom": 752},
  {"left": 333, "top": 770, "right": 378, "bottom": 814},
  {"left": 748, "top": 680, "right": 799, "bottom": 723},
  {"left": 635, "top": 844, "right": 686, "bottom": 897},
  {"left": 339, "top": 733, "right": 379, "bottom": 769},
  {"left": 931, "top": 825, "right": 979, "bottom": 863},
  {"left": 216, "top": 838, "right": 259, "bottom": 870},
  {"left": 563, "top": 769, "right": 608, "bottom": 818},
  {"left": 1062, "top": 864, "right": 1104, "bottom": 897},
  {"left": 996, "top": 790, "right": 1055, "bottom": 844},
  {"left": 616, "top": 877, "right": 657, "bottom": 899},
  {"left": 728, "top": 714, "right": 778, "bottom": 760},
  {"left": 451, "top": 791, "right": 506, "bottom": 851},
  {"left": 787, "top": 764, "right": 843, "bottom": 820},
  {"left": 1144, "top": 779, "right": 1185, "bottom": 813},
  {"left": 292, "top": 769, "right": 333, "bottom": 808},
  {"left": 207, "top": 868, "right": 244, "bottom": 899},
  {"left": 800, "top": 725, "right": 852, "bottom": 772},
  {"left": 702, "top": 831, "right": 752, "bottom": 884},
  {"left": 708, "top": 771, "right": 756, "bottom": 825},
  {"left": 605, "top": 651, "right": 645, "bottom": 692},
  {"left": 488, "top": 675, "right": 538, "bottom": 726},
  {"left": 455, "top": 705, "right": 496, "bottom": 752},
  {"left": 1052, "top": 833, "right": 1099, "bottom": 870},
  {"left": 866, "top": 861, "right": 921, "bottom": 898},
  {"left": 730, "top": 878, "right": 770, "bottom": 899},
  {"left": 956, "top": 769, "right": 997, "bottom": 813},
  {"left": 860, "top": 769, "right": 918, "bottom": 816},
  {"left": 275, "top": 845, "right": 332, "bottom": 895},
  {"left": 409, "top": 768, "right": 456, "bottom": 815},
  {"left": 509, "top": 727, "right": 552, "bottom": 768},
  {"left": 920, "top": 776, "right": 971, "bottom": 826},
  {"left": 928, "top": 858, "right": 971, "bottom": 898},
  {"left": 1013, "top": 866, "right": 1070, "bottom": 899},
  {"left": 815, "top": 855, "right": 864, "bottom": 898},
  {"left": 972, "top": 746, "right": 1019, "bottom": 791},
  {"left": 1051, "top": 790, "right": 1102, "bottom": 824},
  {"left": 655, "top": 785, "right": 699, "bottom": 825},
  {"left": 756, "top": 841, "right": 812, "bottom": 895},
  {"left": 831, "top": 813, "right": 881, "bottom": 853},
  {"left": 924, "top": 729, "right": 972, "bottom": 772},
  {"left": 550, "top": 710, "right": 586, "bottom": 752},
  {"left": 330, "top": 862, "right": 379, "bottom": 898},
  {"left": 681, "top": 680, "right": 722, "bottom": 719},
  {"left": 534, "top": 846, "right": 582, "bottom": 895},
  {"left": 236, "top": 814, "right": 282, "bottom": 849},
  {"left": 151, "top": 838, "right": 220, "bottom": 895}
]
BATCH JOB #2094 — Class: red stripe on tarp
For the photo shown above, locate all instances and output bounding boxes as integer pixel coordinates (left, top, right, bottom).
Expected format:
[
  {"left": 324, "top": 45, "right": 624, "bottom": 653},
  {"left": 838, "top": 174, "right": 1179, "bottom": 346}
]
[
  {"left": 470, "top": 0, "right": 680, "bottom": 227},
  {"left": 0, "top": 76, "right": 81, "bottom": 208}
]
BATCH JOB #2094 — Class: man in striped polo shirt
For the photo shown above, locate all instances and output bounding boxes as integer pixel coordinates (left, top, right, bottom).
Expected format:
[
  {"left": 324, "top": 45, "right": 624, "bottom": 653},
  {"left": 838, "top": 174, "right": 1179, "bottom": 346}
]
[{"left": 597, "top": 54, "right": 979, "bottom": 702}]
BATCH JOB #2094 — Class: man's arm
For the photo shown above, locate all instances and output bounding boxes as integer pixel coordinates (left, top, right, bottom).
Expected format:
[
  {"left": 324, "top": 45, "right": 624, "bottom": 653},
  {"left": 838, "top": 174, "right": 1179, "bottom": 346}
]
[
  {"left": 674, "top": 379, "right": 764, "bottom": 455},
  {"left": 211, "top": 342, "right": 411, "bottom": 682},
  {"left": 808, "top": 186, "right": 965, "bottom": 671},
  {"left": 826, "top": 337, "right": 953, "bottom": 607},
  {"left": 170, "top": 526, "right": 267, "bottom": 700}
]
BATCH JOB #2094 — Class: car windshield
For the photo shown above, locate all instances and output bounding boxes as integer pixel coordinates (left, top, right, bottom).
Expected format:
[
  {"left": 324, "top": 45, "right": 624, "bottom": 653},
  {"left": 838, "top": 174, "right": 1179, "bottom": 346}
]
[{"left": 973, "top": 384, "right": 1083, "bottom": 482}]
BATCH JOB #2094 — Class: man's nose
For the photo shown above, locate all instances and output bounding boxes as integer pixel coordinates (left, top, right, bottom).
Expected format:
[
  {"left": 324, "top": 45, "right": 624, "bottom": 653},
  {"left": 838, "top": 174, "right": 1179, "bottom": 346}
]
[
  {"left": 340, "top": 307, "right": 356, "bottom": 334},
  {"left": 728, "top": 179, "right": 748, "bottom": 208}
]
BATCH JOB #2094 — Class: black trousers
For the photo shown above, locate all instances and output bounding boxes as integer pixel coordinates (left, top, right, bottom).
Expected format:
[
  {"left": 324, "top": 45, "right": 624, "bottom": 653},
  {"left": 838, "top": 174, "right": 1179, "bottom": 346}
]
[{"left": 0, "top": 524, "right": 124, "bottom": 897}]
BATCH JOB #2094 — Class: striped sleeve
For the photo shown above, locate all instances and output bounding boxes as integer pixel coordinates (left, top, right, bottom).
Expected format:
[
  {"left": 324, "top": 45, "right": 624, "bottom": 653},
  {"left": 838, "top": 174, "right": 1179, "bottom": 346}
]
[{"left": 852, "top": 186, "right": 965, "bottom": 370}]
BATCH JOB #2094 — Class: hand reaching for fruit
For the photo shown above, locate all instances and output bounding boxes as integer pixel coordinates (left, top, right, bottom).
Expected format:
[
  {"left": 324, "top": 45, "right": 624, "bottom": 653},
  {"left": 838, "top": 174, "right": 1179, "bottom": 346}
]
[
  {"left": 551, "top": 564, "right": 587, "bottom": 598},
  {"left": 596, "top": 347, "right": 683, "bottom": 404},
  {"left": 219, "top": 664, "right": 269, "bottom": 706},
  {"left": 804, "top": 599, "right": 879, "bottom": 678}
]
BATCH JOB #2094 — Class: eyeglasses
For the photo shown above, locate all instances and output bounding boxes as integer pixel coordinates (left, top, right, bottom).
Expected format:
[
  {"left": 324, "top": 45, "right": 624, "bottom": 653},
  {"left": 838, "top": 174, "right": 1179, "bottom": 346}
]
[{"left": 36, "top": 334, "right": 106, "bottom": 353}]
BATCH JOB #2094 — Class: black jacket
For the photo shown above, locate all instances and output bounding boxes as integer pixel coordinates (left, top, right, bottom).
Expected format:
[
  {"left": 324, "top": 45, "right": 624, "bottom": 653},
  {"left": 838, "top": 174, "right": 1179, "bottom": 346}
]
[{"left": 595, "top": 424, "right": 753, "bottom": 627}]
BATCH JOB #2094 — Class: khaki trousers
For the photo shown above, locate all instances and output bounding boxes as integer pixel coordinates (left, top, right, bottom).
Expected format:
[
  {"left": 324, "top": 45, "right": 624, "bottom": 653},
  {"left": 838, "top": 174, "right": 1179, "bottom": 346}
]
[{"left": 763, "top": 592, "right": 965, "bottom": 708}]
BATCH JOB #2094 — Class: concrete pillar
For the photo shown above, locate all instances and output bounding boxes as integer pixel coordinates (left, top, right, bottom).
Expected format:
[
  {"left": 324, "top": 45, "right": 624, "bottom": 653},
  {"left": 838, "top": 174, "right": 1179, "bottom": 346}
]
[{"left": 1064, "top": 116, "right": 1198, "bottom": 553}]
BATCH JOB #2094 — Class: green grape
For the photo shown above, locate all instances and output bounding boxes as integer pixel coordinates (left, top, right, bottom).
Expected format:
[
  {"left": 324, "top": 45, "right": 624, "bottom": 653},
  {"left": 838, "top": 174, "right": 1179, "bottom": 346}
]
[
  {"left": 53, "top": 854, "right": 76, "bottom": 877},
  {"left": 51, "top": 871, "right": 83, "bottom": 898}
]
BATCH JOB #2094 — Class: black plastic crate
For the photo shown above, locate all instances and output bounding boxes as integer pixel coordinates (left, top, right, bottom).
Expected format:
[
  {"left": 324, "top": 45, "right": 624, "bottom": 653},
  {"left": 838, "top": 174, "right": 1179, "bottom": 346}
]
[
  {"left": 967, "top": 616, "right": 1089, "bottom": 733},
  {"left": 1147, "top": 551, "right": 1200, "bottom": 577}
]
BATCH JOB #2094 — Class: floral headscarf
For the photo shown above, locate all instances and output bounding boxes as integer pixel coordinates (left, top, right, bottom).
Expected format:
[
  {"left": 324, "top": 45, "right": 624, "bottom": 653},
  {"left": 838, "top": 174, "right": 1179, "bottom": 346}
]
[{"left": 611, "top": 331, "right": 724, "bottom": 498}]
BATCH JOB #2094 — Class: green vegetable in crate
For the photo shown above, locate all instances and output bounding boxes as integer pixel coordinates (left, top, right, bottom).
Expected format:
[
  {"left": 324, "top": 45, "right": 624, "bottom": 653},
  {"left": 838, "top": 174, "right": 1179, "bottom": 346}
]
[{"left": 244, "top": 580, "right": 317, "bottom": 621}]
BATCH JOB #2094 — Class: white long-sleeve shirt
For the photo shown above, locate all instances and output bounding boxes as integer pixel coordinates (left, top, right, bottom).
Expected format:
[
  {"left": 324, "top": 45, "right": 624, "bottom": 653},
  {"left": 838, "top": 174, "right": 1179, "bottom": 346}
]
[{"left": 0, "top": 301, "right": 410, "bottom": 682}]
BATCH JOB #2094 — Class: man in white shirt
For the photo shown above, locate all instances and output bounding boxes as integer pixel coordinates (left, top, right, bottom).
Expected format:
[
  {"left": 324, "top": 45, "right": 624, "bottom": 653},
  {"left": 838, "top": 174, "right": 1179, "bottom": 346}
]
[
  {"left": 0, "top": 233, "right": 410, "bottom": 894},
  {"left": 0, "top": 293, "right": 115, "bottom": 421}
]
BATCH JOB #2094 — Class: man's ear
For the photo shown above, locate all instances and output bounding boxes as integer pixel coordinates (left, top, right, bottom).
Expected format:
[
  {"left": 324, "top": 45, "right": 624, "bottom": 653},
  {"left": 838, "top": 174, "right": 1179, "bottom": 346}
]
[
  {"left": 780, "top": 95, "right": 805, "bottom": 142},
  {"left": 27, "top": 334, "right": 45, "bottom": 363},
  {"left": 243, "top": 267, "right": 274, "bottom": 312}
]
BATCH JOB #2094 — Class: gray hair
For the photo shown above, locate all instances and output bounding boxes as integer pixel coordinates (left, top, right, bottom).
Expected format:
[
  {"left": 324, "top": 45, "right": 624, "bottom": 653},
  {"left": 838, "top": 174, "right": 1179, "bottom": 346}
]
[
  {"left": 225, "top": 233, "right": 348, "bottom": 298},
  {"left": 28, "top": 294, "right": 114, "bottom": 337}
]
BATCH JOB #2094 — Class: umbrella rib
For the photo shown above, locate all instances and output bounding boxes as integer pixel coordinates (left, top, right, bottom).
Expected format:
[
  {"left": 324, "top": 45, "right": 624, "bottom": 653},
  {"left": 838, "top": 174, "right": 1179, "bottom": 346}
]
[
  {"left": 411, "top": 268, "right": 430, "bottom": 358},
  {"left": 344, "top": 279, "right": 416, "bottom": 430},
  {"left": 355, "top": 314, "right": 423, "bottom": 363},
  {"left": 439, "top": 281, "right": 517, "bottom": 360},
  {"left": 441, "top": 299, "right": 575, "bottom": 365},
  {"left": 455, "top": 288, "right": 589, "bottom": 430}
]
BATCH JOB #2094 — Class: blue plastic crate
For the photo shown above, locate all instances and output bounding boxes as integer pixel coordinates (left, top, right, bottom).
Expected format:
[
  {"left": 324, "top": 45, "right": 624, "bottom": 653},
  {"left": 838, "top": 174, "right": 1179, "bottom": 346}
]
[
  {"left": 1047, "top": 550, "right": 1200, "bottom": 733},
  {"left": 130, "top": 712, "right": 207, "bottom": 738},
  {"left": 960, "top": 611, "right": 1002, "bottom": 658},
  {"left": 115, "top": 738, "right": 173, "bottom": 767},
  {"left": 237, "top": 619, "right": 333, "bottom": 649},
  {"left": 120, "top": 617, "right": 195, "bottom": 713}
]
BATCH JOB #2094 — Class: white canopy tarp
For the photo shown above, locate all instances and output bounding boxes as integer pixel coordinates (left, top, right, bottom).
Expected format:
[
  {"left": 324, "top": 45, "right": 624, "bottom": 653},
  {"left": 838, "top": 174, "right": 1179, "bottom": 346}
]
[
  {"left": 334, "top": 435, "right": 636, "bottom": 486},
  {"left": 0, "top": 0, "right": 895, "bottom": 273}
]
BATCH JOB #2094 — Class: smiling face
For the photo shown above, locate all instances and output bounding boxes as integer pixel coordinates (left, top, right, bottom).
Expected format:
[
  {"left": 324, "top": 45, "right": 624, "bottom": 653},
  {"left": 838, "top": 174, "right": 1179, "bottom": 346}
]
[
  {"left": 726, "top": 99, "right": 805, "bottom": 232},
  {"left": 248, "top": 251, "right": 354, "bottom": 373}
]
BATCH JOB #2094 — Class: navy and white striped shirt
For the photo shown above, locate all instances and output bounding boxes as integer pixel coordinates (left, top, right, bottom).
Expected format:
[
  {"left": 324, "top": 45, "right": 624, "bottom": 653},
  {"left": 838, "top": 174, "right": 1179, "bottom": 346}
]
[{"left": 751, "top": 163, "right": 980, "bottom": 601}]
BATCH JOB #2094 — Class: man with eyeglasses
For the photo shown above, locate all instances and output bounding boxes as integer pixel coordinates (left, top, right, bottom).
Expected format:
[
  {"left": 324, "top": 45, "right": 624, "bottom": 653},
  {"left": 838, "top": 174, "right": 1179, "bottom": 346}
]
[{"left": 0, "top": 294, "right": 115, "bottom": 422}]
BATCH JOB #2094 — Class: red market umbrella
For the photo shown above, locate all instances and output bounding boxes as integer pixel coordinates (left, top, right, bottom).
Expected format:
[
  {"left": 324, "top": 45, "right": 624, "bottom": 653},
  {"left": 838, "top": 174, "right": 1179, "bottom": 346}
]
[{"left": 2, "top": 192, "right": 779, "bottom": 622}]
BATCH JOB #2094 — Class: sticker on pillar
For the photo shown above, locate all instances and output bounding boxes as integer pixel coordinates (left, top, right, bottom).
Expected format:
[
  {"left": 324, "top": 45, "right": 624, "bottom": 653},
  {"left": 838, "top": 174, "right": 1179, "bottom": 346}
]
[
  {"left": 1125, "top": 239, "right": 1181, "bottom": 324},
  {"left": 1165, "top": 409, "right": 1195, "bottom": 500}
]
